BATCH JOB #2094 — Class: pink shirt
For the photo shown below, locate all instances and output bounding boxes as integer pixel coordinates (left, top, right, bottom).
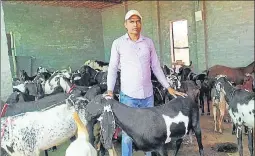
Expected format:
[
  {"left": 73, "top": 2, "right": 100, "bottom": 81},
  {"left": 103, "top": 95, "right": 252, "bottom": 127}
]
[{"left": 107, "top": 33, "right": 170, "bottom": 99}]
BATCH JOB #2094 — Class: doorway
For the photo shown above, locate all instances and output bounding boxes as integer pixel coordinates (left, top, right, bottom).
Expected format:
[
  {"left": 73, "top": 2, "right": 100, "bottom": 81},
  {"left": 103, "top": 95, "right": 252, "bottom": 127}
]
[{"left": 169, "top": 19, "right": 190, "bottom": 72}]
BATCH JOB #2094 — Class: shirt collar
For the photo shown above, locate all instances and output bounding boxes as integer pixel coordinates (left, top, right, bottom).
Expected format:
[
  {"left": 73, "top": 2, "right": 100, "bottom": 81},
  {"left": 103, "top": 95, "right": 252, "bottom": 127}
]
[{"left": 125, "top": 33, "right": 145, "bottom": 42}]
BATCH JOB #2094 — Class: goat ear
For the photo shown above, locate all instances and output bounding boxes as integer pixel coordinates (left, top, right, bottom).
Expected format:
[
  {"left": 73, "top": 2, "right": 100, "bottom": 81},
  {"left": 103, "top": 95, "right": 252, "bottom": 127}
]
[{"left": 100, "top": 105, "right": 115, "bottom": 150}]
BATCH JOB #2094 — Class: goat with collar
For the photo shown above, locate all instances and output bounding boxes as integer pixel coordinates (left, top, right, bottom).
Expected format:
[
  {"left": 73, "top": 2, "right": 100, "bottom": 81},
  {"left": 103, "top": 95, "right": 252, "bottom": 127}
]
[
  {"left": 214, "top": 75, "right": 254, "bottom": 156},
  {"left": 85, "top": 94, "right": 204, "bottom": 156},
  {"left": 0, "top": 94, "right": 89, "bottom": 156}
]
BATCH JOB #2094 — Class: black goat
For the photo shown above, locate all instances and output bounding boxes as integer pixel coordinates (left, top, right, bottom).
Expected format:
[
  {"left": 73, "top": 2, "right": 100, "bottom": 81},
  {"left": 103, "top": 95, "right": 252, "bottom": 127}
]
[
  {"left": 198, "top": 78, "right": 211, "bottom": 115},
  {"left": 5, "top": 91, "right": 34, "bottom": 104},
  {"left": 214, "top": 75, "right": 254, "bottom": 156},
  {"left": 85, "top": 94, "right": 204, "bottom": 156},
  {"left": 177, "top": 61, "right": 193, "bottom": 81},
  {"left": 19, "top": 70, "right": 37, "bottom": 81},
  {"left": 79, "top": 65, "right": 107, "bottom": 86}
]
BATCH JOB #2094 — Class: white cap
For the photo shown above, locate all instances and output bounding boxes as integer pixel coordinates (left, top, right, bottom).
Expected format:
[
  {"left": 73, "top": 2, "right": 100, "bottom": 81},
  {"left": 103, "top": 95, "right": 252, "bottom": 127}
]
[{"left": 125, "top": 10, "right": 142, "bottom": 21}]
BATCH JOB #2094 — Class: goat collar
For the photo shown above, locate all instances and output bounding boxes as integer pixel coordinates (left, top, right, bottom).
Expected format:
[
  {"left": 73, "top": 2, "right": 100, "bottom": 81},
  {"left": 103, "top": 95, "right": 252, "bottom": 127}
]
[
  {"left": 1, "top": 103, "right": 9, "bottom": 117},
  {"left": 67, "top": 84, "right": 76, "bottom": 94}
]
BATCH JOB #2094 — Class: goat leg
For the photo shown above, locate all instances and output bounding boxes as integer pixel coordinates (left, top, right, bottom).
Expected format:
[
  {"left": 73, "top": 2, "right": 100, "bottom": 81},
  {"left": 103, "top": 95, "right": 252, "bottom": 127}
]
[
  {"left": 174, "top": 139, "right": 183, "bottom": 156},
  {"left": 245, "top": 126, "right": 249, "bottom": 135},
  {"left": 44, "top": 150, "right": 48, "bottom": 156},
  {"left": 232, "top": 123, "right": 236, "bottom": 135},
  {"left": 213, "top": 106, "right": 217, "bottom": 132},
  {"left": 237, "top": 126, "right": 243, "bottom": 156},
  {"left": 206, "top": 96, "right": 210, "bottom": 115},
  {"left": 192, "top": 114, "right": 204, "bottom": 156},
  {"left": 248, "top": 128, "right": 253, "bottom": 156},
  {"left": 200, "top": 98, "right": 205, "bottom": 115},
  {"left": 218, "top": 109, "right": 225, "bottom": 134}
]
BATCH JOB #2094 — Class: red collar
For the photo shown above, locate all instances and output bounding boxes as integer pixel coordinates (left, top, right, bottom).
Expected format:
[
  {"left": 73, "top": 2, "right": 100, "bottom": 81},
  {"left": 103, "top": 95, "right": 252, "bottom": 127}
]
[
  {"left": 67, "top": 84, "right": 76, "bottom": 94},
  {"left": 1, "top": 103, "right": 9, "bottom": 117}
]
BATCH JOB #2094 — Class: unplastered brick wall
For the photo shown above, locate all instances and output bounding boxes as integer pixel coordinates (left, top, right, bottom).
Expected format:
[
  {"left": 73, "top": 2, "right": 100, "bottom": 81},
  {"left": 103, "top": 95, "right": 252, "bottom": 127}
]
[
  {"left": 3, "top": 2, "right": 105, "bottom": 74},
  {"left": 102, "top": 1, "right": 254, "bottom": 72},
  {"left": 206, "top": 1, "right": 254, "bottom": 68}
]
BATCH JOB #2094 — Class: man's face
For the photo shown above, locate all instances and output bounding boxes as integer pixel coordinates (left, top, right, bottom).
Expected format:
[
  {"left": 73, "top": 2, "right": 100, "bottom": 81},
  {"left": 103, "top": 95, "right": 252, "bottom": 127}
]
[{"left": 124, "top": 15, "right": 141, "bottom": 35}]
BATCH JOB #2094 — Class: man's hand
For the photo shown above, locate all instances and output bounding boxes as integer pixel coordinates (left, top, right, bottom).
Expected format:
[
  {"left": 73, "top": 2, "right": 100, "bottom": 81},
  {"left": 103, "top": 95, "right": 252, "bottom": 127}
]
[{"left": 167, "top": 87, "right": 187, "bottom": 98}]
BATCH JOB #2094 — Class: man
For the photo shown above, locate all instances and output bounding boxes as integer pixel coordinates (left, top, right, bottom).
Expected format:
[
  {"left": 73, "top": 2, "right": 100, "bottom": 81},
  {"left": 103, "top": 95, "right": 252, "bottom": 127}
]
[{"left": 107, "top": 10, "right": 187, "bottom": 156}]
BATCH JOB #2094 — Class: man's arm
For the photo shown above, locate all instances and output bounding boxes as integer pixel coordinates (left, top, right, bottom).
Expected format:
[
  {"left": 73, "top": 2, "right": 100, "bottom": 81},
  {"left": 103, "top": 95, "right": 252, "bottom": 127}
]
[
  {"left": 149, "top": 39, "right": 170, "bottom": 89},
  {"left": 149, "top": 39, "right": 188, "bottom": 98},
  {"left": 107, "top": 40, "right": 120, "bottom": 96}
]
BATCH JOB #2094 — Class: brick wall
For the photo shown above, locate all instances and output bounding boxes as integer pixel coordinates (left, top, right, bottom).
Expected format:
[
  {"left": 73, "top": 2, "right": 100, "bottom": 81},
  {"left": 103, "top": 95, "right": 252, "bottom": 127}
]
[
  {"left": 3, "top": 2, "right": 105, "bottom": 74},
  {"left": 102, "top": 1, "right": 254, "bottom": 73},
  {"left": 206, "top": 1, "right": 254, "bottom": 68},
  {"left": 2, "top": 1, "right": 254, "bottom": 75}
]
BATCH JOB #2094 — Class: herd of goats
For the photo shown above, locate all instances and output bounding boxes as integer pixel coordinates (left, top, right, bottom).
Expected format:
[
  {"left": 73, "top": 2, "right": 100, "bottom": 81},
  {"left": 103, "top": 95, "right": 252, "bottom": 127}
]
[{"left": 1, "top": 59, "right": 254, "bottom": 156}]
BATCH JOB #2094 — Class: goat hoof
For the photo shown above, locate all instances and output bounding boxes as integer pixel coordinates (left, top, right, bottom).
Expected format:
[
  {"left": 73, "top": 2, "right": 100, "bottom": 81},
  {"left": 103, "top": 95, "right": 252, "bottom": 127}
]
[
  {"left": 219, "top": 130, "right": 222, "bottom": 134},
  {"left": 207, "top": 112, "right": 210, "bottom": 116},
  {"left": 232, "top": 131, "right": 236, "bottom": 135},
  {"left": 201, "top": 113, "right": 204, "bottom": 116}
]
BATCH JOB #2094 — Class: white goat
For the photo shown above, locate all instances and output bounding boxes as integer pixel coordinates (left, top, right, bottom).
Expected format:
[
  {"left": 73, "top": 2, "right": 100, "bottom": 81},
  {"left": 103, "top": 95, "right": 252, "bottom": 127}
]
[{"left": 1, "top": 94, "right": 88, "bottom": 156}]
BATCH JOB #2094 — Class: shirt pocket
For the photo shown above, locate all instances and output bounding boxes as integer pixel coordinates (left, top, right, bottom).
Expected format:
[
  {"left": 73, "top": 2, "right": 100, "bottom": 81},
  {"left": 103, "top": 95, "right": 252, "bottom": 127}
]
[{"left": 139, "top": 44, "right": 151, "bottom": 60}]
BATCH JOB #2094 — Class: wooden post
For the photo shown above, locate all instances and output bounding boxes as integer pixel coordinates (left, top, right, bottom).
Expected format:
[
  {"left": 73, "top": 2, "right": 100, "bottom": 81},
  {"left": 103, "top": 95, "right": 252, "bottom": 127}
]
[
  {"left": 202, "top": 0, "right": 209, "bottom": 69},
  {"left": 10, "top": 32, "right": 18, "bottom": 78}
]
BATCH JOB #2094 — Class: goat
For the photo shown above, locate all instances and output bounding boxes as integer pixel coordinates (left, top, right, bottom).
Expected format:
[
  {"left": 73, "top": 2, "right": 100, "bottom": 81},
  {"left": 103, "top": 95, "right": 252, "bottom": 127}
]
[
  {"left": 19, "top": 70, "right": 37, "bottom": 82},
  {"left": 214, "top": 75, "right": 254, "bottom": 156},
  {"left": 84, "top": 60, "right": 109, "bottom": 72},
  {"left": 65, "top": 110, "right": 97, "bottom": 156},
  {"left": 36, "top": 66, "right": 50, "bottom": 74},
  {"left": 1, "top": 94, "right": 89, "bottom": 156},
  {"left": 79, "top": 65, "right": 108, "bottom": 86},
  {"left": 211, "top": 87, "right": 227, "bottom": 133},
  {"left": 205, "top": 61, "right": 255, "bottom": 85},
  {"left": 198, "top": 78, "right": 211, "bottom": 116},
  {"left": 5, "top": 91, "right": 35, "bottom": 105},
  {"left": 85, "top": 94, "right": 204, "bottom": 156},
  {"left": 71, "top": 70, "right": 92, "bottom": 86},
  {"left": 24, "top": 80, "right": 45, "bottom": 101}
]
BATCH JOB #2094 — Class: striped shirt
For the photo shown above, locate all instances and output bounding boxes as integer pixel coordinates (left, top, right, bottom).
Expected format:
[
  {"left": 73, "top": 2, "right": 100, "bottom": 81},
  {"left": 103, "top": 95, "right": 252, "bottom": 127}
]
[{"left": 107, "top": 33, "right": 170, "bottom": 99}]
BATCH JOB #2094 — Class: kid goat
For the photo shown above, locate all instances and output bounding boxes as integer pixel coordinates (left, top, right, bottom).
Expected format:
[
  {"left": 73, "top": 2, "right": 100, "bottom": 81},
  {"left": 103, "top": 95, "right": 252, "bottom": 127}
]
[
  {"left": 85, "top": 94, "right": 204, "bottom": 156},
  {"left": 214, "top": 75, "right": 254, "bottom": 156}
]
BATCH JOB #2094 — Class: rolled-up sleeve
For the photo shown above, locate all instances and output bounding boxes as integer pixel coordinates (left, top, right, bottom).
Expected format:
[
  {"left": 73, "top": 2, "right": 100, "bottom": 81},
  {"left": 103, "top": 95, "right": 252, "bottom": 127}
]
[
  {"left": 149, "top": 39, "right": 170, "bottom": 89},
  {"left": 107, "top": 40, "right": 120, "bottom": 92}
]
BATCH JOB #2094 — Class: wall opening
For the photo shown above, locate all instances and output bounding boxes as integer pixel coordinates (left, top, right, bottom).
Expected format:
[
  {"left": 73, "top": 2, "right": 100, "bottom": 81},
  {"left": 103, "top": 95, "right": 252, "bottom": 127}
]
[{"left": 169, "top": 19, "right": 190, "bottom": 71}]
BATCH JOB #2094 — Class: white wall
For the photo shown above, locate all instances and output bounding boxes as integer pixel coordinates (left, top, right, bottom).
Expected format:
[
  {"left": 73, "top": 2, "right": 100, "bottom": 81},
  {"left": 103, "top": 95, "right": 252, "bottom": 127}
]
[{"left": 1, "top": 2, "right": 13, "bottom": 101}]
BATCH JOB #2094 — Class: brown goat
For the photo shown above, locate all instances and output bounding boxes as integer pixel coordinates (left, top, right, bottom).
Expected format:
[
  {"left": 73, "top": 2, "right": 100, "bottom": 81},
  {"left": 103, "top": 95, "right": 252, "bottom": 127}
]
[{"left": 212, "top": 87, "right": 227, "bottom": 133}]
